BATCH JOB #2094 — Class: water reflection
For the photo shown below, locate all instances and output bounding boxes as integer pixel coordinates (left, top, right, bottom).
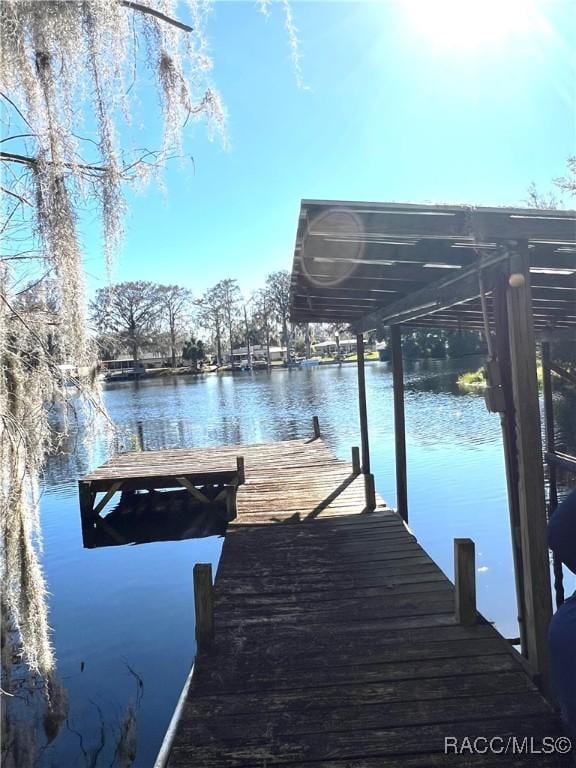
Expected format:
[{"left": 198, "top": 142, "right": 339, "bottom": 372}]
[
  {"left": 4, "top": 359, "right": 574, "bottom": 768},
  {"left": 84, "top": 491, "right": 227, "bottom": 549},
  {"left": 1, "top": 622, "right": 142, "bottom": 768}
]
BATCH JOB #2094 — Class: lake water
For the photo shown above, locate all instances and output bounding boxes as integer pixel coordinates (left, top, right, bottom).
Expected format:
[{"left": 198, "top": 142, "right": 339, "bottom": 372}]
[{"left": 5, "top": 358, "right": 576, "bottom": 768}]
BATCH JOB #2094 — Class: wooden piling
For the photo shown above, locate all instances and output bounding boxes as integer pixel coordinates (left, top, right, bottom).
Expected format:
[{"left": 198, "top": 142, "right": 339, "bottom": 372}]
[
  {"left": 492, "top": 273, "right": 528, "bottom": 655},
  {"left": 312, "top": 415, "right": 321, "bottom": 439},
  {"left": 390, "top": 325, "right": 408, "bottom": 522},
  {"left": 454, "top": 538, "right": 476, "bottom": 626},
  {"left": 355, "top": 334, "right": 370, "bottom": 474},
  {"left": 78, "top": 480, "right": 95, "bottom": 547},
  {"left": 351, "top": 446, "right": 360, "bottom": 475},
  {"left": 364, "top": 472, "right": 376, "bottom": 511},
  {"left": 236, "top": 455, "right": 245, "bottom": 485},
  {"left": 224, "top": 485, "right": 238, "bottom": 522},
  {"left": 193, "top": 564, "right": 214, "bottom": 651},
  {"left": 506, "top": 246, "right": 552, "bottom": 693}
]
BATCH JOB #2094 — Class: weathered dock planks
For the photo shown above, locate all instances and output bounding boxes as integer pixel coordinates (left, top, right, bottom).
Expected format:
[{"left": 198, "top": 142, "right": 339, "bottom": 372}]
[
  {"left": 78, "top": 444, "right": 249, "bottom": 545},
  {"left": 161, "top": 437, "right": 569, "bottom": 767}
]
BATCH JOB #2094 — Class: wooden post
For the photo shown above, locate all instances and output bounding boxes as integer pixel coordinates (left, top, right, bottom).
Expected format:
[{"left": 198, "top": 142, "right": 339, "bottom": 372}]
[
  {"left": 78, "top": 480, "right": 95, "bottom": 547},
  {"left": 356, "top": 333, "right": 370, "bottom": 474},
  {"left": 541, "top": 341, "right": 564, "bottom": 608},
  {"left": 236, "top": 455, "right": 245, "bottom": 485},
  {"left": 506, "top": 244, "right": 552, "bottom": 694},
  {"left": 224, "top": 485, "right": 238, "bottom": 522},
  {"left": 193, "top": 564, "right": 214, "bottom": 650},
  {"left": 390, "top": 325, "right": 408, "bottom": 522},
  {"left": 312, "top": 415, "right": 321, "bottom": 439},
  {"left": 364, "top": 473, "right": 376, "bottom": 511},
  {"left": 541, "top": 342, "right": 558, "bottom": 512},
  {"left": 351, "top": 446, "right": 360, "bottom": 475},
  {"left": 492, "top": 274, "right": 528, "bottom": 655},
  {"left": 454, "top": 538, "right": 476, "bottom": 625}
]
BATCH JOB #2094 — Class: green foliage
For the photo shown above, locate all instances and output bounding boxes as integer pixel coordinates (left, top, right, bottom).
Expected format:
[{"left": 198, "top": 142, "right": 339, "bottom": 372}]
[
  {"left": 457, "top": 362, "right": 549, "bottom": 392},
  {"left": 91, "top": 281, "right": 164, "bottom": 361},
  {"left": 457, "top": 368, "right": 486, "bottom": 389},
  {"left": 377, "top": 327, "right": 486, "bottom": 361},
  {"left": 182, "top": 337, "right": 205, "bottom": 369}
]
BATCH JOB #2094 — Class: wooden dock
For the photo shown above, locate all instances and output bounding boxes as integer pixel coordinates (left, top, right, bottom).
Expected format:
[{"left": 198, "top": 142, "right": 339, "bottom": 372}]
[
  {"left": 78, "top": 447, "right": 246, "bottom": 546},
  {"left": 142, "top": 436, "right": 568, "bottom": 767}
]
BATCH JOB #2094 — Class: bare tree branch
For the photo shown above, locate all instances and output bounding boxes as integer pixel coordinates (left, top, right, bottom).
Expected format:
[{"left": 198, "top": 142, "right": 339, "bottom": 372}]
[
  {"left": 0, "top": 150, "right": 108, "bottom": 172},
  {"left": 1, "top": 186, "right": 32, "bottom": 206},
  {"left": 120, "top": 0, "right": 193, "bottom": 32},
  {"left": 0, "top": 92, "right": 35, "bottom": 131},
  {"left": 0, "top": 134, "right": 36, "bottom": 144},
  {"left": 0, "top": 148, "right": 179, "bottom": 180}
]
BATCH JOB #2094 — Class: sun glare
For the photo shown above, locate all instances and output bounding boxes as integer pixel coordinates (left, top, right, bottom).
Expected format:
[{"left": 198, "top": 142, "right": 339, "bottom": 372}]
[{"left": 403, "top": 0, "right": 540, "bottom": 50}]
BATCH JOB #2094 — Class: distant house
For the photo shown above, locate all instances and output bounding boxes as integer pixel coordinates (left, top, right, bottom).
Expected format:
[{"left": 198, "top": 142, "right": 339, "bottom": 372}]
[
  {"left": 228, "top": 345, "right": 287, "bottom": 364},
  {"left": 100, "top": 350, "right": 179, "bottom": 372},
  {"left": 376, "top": 341, "right": 389, "bottom": 361},
  {"left": 311, "top": 338, "right": 357, "bottom": 356}
]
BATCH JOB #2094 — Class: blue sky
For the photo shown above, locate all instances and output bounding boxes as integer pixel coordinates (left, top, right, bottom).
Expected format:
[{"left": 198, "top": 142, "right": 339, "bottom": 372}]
[{"left": 84, "top": 0, "right": 576, "bottom": 299}]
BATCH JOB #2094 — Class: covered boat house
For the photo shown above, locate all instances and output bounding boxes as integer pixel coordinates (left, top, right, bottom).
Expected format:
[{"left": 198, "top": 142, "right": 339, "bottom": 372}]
[{"left": 289, "top": 199, "right": 576, "bottom": 694}]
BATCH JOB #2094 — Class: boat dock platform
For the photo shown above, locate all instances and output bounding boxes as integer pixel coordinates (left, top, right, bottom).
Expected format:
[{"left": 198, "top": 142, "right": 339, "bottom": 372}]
[{"left": 80, "top": 434, "right": 569, "bottom": 767}]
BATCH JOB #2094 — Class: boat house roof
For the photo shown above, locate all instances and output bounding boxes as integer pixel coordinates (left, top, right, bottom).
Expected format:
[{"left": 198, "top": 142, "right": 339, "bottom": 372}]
[{"left": 289, "top": 200, "right": 576, "bottom": 336}]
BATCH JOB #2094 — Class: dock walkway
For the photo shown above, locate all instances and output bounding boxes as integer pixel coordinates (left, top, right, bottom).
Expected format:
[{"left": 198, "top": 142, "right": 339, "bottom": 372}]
[{"left": 155, "top": 437, "right": 569, "bottom": 767}]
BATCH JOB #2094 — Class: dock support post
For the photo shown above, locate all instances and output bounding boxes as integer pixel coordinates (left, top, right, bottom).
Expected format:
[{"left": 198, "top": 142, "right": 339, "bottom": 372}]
[
  {"left": 364, "top": 473, "right": 376, "bottom": 512},
  {"left": 454, "top": 538, "right": 476, "bottom": 625},
  {"left": 312, "top": 415, "right": 321, "bottom": 439},
  {"left": 236, "top": 455, "right": 245, "bottom": 485},
  {"left": 541, "top": 342, "right": 564, "bottom": 608},
  {"left": 390, "top": 325, "right": 408, "bottom": 522},
  {"left": 79, "top": 480, "right": 95, "bottom": 547},
  {"left": 493, "top": 274, "right": 528, "bottom": 657},
  {"left": 193, "top": 564, "right": 214, "bottom": 651},
  {"left": 224, "top": 485, "right": 238, "bottom": 521},
  {"left": 356, "top": 334, "right": 370, "bottom": 474},
  {"left": 506, "top": 244, "right": 552, "bottom": 695},
  {"left": 351, "top": 446, "right": 360, "bottom": 475}
]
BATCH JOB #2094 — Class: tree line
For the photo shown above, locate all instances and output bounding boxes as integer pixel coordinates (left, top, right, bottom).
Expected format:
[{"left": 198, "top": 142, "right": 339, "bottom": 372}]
[
  {"left": 91, "top": 270, "right": 294, "bottom": 367},
  {"left": 91, "top": 272, "right": 491, "bottom": 367}
]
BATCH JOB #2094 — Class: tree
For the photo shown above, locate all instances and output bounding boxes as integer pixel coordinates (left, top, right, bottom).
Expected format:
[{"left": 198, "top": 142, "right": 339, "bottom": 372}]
[
  {"left": 199, "top": 287, "right": 225, "bottom": 365},
  {"left": 328, "top": 322, "right": 347, "bottom": 359},
  {"left": 91, "top": 281, "right": 163, "bottom": 362},
  {"left": 252, "top": 288, "right": 273, "bottom": 367},
  {"left": 526, "top": 157, "right": 576, "bottom": 208},
  {"left": 212, "top": 279, "right": 241, "bottom": 367},
  {"left": 554, "top": 156, "right": 576, "bottom": 197},
  {"left": 0, "top": 0, "right": 302, "bottom": 698},
  {"left": 265, "top": 270, "right": 291, "bottom": 363},
  {"left": 0, "top": 0, "right": 226, "bottom": 678},
  {"left": 158, "top": 285, "right": 193, "bottom": 368},
  {"left": 182, "top": 336, "right": 205, "bottom": 371}
]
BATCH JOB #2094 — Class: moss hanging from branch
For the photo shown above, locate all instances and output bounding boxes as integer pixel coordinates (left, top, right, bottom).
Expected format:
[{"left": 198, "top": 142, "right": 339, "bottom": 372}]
[{"left": 0, "top": 0, "right": 222, "bottom": 679}]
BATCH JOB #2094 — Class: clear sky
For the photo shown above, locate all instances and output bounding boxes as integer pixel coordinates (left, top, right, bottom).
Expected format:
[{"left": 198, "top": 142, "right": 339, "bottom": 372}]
[{"left": 84, "top": 0, "right": 576, "bottom": 300}]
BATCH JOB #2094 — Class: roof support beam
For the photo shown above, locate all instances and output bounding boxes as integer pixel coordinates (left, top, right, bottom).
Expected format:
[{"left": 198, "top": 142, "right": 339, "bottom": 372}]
[{"left": 351, "top": 249, "right": 512, "bottom": 332}]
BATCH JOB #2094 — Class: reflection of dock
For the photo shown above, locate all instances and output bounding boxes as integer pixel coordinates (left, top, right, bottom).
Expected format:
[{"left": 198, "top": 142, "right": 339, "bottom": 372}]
[{"left": 157, "top": 434, "right": 566, "bottom": 768}]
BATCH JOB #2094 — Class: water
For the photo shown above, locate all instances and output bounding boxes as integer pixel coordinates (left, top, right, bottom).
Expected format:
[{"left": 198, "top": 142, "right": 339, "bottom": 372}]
[{"left": 5, "top": 358, "right": 576, "bottom": 768}]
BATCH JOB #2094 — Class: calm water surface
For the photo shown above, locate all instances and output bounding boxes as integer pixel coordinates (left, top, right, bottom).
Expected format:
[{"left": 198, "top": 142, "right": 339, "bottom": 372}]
[{"left": 10, "top": 359, "right": 576, "bottom": 767}]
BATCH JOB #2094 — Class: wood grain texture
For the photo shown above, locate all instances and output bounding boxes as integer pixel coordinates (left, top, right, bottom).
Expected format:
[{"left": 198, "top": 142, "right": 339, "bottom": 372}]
[{"left": 160, "top": 438, "right": 567, "bottom": 767}]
